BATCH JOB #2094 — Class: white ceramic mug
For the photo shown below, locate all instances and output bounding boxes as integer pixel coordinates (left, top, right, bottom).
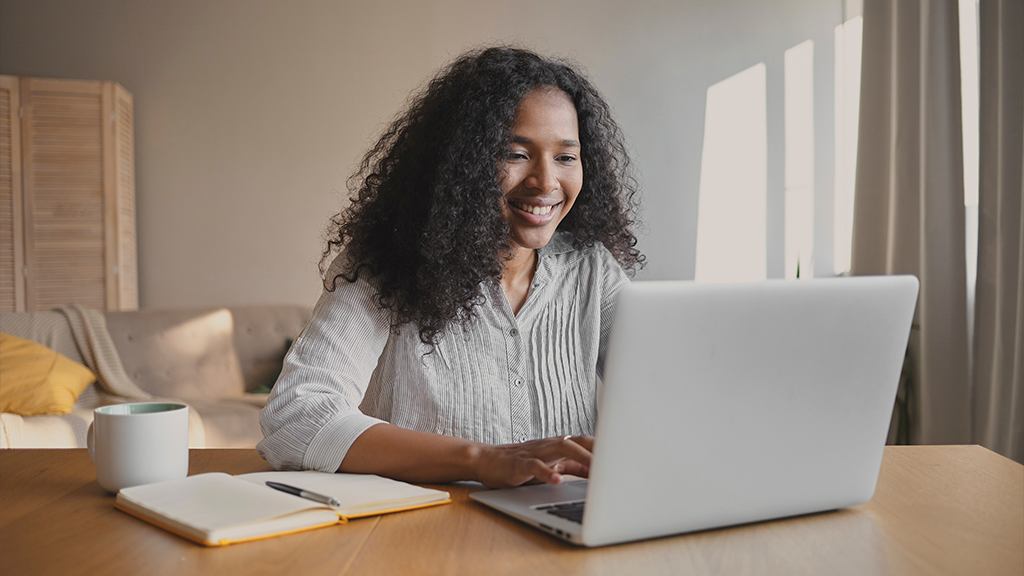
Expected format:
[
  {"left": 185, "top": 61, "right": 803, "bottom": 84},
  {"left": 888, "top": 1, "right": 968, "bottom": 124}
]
[{"left": 87, "top": 402, "right": 190, "bottom": 493}]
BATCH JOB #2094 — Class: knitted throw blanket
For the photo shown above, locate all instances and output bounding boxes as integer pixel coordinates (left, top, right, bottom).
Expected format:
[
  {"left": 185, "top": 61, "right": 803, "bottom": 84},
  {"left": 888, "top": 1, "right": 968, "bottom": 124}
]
[{"left": 54, "top": 305, "right": 152, "bottom": 400}]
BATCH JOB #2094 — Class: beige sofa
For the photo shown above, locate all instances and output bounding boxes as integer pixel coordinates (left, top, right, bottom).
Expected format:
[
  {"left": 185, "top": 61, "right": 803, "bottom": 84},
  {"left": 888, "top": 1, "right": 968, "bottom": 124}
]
[{"left": 0, "top": 305, "right": 310, "bottom": 448}]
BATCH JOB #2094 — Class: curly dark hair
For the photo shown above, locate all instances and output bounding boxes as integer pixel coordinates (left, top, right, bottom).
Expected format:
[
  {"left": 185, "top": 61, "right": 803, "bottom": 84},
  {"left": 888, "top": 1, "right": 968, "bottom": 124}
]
[{"left": 323, "top": 46, "right": 644, "bottom": 346}]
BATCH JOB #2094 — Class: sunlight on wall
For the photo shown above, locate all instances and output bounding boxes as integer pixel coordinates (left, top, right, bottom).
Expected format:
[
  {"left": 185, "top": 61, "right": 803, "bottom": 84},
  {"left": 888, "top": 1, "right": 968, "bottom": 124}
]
[
  {"left": 832, "top": 16, "right": 863, "bottom": 275},
  {"left": 785, "top": 40, "right": 815, "bottom": 279},
  {"left": 695, "top": 64, "right": 767, "bottom": 283},
  {"left": 693, "top": 13, "right": 866, "bottom": 281}
]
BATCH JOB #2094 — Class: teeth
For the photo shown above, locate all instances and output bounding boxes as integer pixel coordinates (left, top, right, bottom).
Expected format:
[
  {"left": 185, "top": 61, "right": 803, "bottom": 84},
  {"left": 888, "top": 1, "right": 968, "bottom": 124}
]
[{"left": 512, "top": 201, "right": 556, "bottom": 216}]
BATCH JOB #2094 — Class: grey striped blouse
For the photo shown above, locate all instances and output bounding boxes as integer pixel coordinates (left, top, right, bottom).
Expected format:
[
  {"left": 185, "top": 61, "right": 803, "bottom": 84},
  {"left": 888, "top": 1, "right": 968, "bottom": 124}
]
[{"left": 257, "top": 232, "right": 629, "bottom": 472}]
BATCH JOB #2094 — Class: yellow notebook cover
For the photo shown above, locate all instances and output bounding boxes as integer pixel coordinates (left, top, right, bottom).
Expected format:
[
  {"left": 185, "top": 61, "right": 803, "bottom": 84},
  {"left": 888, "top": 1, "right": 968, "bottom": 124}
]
[{"left": 114, "top": 471, "right": 450, "bottom": 546}]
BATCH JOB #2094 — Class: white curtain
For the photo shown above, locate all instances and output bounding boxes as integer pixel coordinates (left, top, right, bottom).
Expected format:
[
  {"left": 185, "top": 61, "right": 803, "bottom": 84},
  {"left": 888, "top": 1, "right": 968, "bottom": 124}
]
[
  {"left": 973, "top": 0, "right": 1023, "bottom": 463},
  {"left": 853, "top": 0, "right": 971, "bottom": 444}
]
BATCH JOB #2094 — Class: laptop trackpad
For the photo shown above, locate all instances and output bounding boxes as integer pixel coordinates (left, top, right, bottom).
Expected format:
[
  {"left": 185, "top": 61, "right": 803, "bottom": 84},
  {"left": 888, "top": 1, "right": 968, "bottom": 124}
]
[{"left": 480, "top": 479, "right": 588, "bottom": 507}]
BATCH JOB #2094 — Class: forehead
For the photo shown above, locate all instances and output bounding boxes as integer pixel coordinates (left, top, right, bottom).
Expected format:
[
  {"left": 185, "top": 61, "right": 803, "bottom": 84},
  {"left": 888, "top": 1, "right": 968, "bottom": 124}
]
[{"left": 512, "top": 88, "right": 579, "bottom": 137}]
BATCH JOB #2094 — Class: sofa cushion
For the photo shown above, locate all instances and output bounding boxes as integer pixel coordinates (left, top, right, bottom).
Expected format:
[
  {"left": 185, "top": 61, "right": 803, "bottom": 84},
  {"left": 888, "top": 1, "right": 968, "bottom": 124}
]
[
  {"left": 224, "top": 306, "right": 310, "bottom": 392},
  {"left": 0, "top": 388, "right": 208, "bottom": 448},
  {"left": 105, "top": 309, "right": 246, "bottom": 400},
  {"left": 0, "top": 405, "right": 97, "bottom": 448},
  {"left": 0, "top": 333, "right": 96, "bottom": 416},
  {"left": 178, "top": 395, "right": 267, "bottom": 448}
]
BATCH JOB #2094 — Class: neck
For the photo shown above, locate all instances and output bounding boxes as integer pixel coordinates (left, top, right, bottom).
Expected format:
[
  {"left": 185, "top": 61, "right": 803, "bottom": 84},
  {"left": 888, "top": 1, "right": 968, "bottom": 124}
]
[{"left": 501, "top": 245, "right": 537, "bottom": 286}]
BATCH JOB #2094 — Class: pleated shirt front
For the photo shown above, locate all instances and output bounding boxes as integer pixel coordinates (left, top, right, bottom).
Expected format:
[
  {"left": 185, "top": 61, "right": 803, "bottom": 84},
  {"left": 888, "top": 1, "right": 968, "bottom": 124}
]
[{"left": 258, "top": 233, "right": 629, "bottom": 472}]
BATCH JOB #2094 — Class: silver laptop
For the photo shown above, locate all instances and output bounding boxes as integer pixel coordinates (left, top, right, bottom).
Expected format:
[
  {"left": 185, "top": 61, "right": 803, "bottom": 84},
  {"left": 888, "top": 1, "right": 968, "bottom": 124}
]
[{"left": 470, "top": 276, "right": 919, "bottom": 546}]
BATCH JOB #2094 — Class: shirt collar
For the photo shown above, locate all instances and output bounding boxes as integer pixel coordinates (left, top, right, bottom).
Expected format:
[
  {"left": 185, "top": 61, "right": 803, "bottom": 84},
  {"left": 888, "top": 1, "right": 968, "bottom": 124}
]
[{"left": 538, "top": 230, "right": 576, "bottom": 257}]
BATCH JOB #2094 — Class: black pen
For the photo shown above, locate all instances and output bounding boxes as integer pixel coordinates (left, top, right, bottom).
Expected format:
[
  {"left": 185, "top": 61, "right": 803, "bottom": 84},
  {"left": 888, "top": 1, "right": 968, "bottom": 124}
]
[{"left": 266, "top": 481, "right": 342, "bottom": 508}]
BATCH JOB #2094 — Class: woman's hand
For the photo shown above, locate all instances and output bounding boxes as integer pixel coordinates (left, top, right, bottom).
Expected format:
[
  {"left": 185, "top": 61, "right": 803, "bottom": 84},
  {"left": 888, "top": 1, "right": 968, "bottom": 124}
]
[{"left": 471, "top": 435, "right": 594, "bottom": 488}]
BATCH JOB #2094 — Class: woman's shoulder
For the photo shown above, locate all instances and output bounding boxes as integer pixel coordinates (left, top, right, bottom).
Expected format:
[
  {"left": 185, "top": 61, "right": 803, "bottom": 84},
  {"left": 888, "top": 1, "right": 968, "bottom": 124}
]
[
  {"left": 317, "top": 251, "right": 391, "bottom": 318},
  {"left": 540, "top": 231, "right": 620, "bottom": 270},
  {"left": 321, "top": 250, "right": 382, "bottom": 291}
]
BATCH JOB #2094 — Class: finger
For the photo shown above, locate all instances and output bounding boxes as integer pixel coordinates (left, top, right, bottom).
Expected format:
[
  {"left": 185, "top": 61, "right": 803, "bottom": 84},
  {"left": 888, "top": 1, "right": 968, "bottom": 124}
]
[
  {"left": 543, "top": 436, "right": 592, "bottom": 467},
  {"left": 523, "top": 458, "right": 561, "bottom": 485},
  {"left": 567, "top": 435, "right": 595, "bottom": 452},
  {"left": 550, "top": 459, "right": 590, "bottom": 478}
]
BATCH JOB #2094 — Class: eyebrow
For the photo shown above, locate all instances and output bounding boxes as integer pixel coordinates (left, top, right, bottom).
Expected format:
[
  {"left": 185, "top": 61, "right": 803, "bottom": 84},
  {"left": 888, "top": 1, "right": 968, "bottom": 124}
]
[{"left": 511, "top": 135, "right": 581, "bottom": 148}]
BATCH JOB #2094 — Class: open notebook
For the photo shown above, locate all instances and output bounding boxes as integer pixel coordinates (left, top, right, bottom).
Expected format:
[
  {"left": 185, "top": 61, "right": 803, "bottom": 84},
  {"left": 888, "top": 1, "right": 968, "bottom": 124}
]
[{"left": 115, "top": 471, "right": 450, "bottom": 546}]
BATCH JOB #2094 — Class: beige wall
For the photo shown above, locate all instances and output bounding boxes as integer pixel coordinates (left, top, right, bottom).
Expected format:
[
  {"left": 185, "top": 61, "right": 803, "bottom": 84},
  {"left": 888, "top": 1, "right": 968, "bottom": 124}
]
[{"left": 0, "top": 0, "right": 843, "bottom": 309}]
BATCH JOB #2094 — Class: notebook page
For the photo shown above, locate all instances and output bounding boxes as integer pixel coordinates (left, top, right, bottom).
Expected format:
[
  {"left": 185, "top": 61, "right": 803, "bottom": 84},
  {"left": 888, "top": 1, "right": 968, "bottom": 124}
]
[
  {"left": 118, "top": 473, "right": 331, "bottom": 532},
  {"left": 238, "top": 471, "right": 448, "bottom": 514}
]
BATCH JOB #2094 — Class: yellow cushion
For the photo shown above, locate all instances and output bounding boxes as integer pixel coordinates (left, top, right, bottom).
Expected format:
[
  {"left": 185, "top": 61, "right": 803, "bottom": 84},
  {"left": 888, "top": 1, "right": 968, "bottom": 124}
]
[{"left": 0, "top": 332, "right": 96, "bottom": 416}]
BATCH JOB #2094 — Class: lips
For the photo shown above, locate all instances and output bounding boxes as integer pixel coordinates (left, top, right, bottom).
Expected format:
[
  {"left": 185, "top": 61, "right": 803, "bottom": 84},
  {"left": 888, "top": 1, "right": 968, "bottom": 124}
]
[{"left": 508, "top": 198, "right": 564, "bottom": 225}]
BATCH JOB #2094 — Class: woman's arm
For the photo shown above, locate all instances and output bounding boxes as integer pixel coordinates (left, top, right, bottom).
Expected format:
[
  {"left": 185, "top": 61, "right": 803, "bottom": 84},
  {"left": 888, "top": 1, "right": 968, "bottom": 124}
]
[
  {"left": 258, "top": 269, "right": 392, "bottom": 472},
  {"left": 341, "top": 424, "right": 594, "bottom": 488}
]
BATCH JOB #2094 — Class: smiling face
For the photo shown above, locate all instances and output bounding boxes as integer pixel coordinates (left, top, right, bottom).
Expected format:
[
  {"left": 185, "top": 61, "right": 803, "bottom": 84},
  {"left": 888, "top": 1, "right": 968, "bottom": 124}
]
[{"left": 499, "top": 88, "right": 583, "bottom": 253}]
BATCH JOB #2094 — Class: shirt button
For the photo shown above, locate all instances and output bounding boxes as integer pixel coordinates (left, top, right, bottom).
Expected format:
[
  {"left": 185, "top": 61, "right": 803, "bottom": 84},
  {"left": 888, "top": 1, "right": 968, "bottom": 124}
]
[
  {"left": 514, "top": 378, "right": 523, "bottom": 387},
  {"left": 519, "top": 435, "right": 528, "bottom": 443},
  {"left": 509, "top": 328, "right": 519, "bottom": 337}
]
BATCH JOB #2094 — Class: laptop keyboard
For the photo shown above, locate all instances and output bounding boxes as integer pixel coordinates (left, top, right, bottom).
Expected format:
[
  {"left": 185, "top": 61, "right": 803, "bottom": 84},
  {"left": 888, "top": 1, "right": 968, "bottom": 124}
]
[{"left": 535, "top": 501, "right": 585, "bottom": 524}]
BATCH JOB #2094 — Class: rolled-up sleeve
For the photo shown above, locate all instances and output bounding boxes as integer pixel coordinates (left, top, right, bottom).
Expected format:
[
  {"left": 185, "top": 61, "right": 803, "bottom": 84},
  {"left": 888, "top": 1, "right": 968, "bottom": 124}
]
[{"left": 257, "top": 267, "right": 391, "bottom": 472}]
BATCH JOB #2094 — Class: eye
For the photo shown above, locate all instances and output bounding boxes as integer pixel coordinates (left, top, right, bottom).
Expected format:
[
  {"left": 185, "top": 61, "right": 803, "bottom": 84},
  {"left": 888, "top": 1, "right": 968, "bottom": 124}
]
[
  {"left": 556, "top": 154, "right": 578, "bottom": 164},
  {"left": 505, "top": 150, "right": 529, "bottom": 161}
]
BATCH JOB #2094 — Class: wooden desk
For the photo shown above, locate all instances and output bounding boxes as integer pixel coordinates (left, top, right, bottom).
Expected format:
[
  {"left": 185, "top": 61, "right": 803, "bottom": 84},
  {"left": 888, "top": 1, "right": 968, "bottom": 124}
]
[{"left": 0, "top": 446, "right": 1020, "bottom": 575}]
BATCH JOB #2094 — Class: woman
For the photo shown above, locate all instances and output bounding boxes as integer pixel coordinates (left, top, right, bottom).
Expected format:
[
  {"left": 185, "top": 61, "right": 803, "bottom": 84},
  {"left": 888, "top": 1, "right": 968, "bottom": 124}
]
[{"left": 259, "top": 47, "right": 643, "bottom": 488}]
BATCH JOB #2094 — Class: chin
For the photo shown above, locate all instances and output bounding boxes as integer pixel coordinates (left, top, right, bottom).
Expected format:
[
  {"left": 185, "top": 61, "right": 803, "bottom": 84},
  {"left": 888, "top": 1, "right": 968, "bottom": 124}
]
[{"left": 510, "top": 228, "right": 558, "bottom": 251}]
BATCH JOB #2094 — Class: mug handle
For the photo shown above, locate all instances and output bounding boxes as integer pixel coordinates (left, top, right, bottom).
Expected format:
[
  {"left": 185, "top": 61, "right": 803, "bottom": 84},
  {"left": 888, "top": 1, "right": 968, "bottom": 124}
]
[{"left": 87, "top": 421, "right": 95, "bottom": 462}]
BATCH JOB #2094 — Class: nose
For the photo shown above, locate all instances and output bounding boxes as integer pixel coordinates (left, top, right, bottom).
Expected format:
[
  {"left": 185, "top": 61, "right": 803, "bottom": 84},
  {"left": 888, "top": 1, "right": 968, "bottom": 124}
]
[{"left": 525, "top": 158, "right": 559, "bottom": 193}]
